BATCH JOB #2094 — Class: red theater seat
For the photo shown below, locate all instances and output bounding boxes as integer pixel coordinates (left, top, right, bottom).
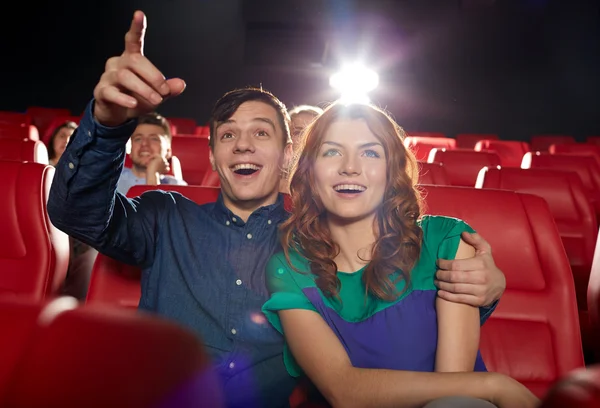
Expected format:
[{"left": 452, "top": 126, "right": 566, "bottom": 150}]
[
  {"left": 422, "top": 185, "right": 584, "bottom": 397},
  {"left": 404, "top": 136, "right": 456, "bottom": 162},
  {"left": 0, "top": 162, "right": 69, "bottom": 299},
  {"left": 456, "top": 134, "right": 499, "bottom": 149},
  {"left": 0, "top": 123, "right": 39, "bottom": 141},
  {"left": 0, "top": 111, "right": 30, "bottom": 127},
  {"left": 522, "top": 152, "right": 600, "bottom": 221},
  {"left": 0, "top": 138, "right": 48, "bottom": 164},
  {"left": 530, "top": 135, "right": 576, "bottom": 152},
  {"left": 171, "top": 136, "right": 211, "bottom": 185},
  {"left": 201, "top": 168, "right": 221, "bottom": 187},
  {"left": 26, "top": 107, "right": 72, "bottom": 139},
  {"left": 476, "top": 167, "right": 597, "bottom": 353},
  {"left": 195, "top": 126, "right": 210, "bottom": 138},
  {"left": 475, "top": 140, "right": 530, "bottom": 167},
  {"left": 428, "top": 148, "right": 501, "bottom": 187},
  {"left": 587, "top": 136, "right": 600, "bottom": 146},
  {"left": 406, "top": 131, "right": 447, "bottom": 138},
  {"left": 0, "top": 297, "right": 224, "bottom": 408},
  {"left": 549, "top": 143, "right": 600, "bottom": 167},
  {"left": 169, "top": 117, "right": 197, "bottom": 135},
  {"left": 86, "top": 186, "right": 221, "bottom": 307},
  {"left": 41, "top": 115, "right": 81, "bottom": 144},
  {"left": 418, "top": 162, "right": 449, "bottom": 185},
  {"left": 589, "top": 232, "right": 600, "bottom": 361},
  {"left": 539, "top": 365, "right": 600, "bottom": 408}
]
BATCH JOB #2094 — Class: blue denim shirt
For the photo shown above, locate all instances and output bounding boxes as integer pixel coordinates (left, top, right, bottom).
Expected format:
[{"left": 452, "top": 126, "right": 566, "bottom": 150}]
[
  {"left": 48, "top": 100, "right": 498, "bottom": 408},
  {"left": 47, "top": 101, "right": 297, "bottom": 408}
]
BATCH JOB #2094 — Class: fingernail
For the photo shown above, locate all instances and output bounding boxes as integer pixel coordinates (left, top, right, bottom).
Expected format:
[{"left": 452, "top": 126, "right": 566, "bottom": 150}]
[
  {"left": 150, "top": 93, "right": 163, "bottom": 104},
  {"left": 160, "top": 83, "right": 170, "bottom": 95}
]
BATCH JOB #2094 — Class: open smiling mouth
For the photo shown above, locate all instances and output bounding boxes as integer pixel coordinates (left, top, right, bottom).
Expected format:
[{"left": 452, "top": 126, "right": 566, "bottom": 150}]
[
  {"left": 333, "top": 184, "right": 367, "bottom": 194},
  {"left": 231, "top": 163, "right": 262, "bottom": 176}
]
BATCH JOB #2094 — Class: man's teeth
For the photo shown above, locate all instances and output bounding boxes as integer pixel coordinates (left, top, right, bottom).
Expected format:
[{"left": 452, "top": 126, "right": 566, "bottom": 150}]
[
  {"left": 334, "top": 184, "right": 366, "bottom": 192},
  {"left": 232, "top": 164, "right": 261, "bottom": 171}
]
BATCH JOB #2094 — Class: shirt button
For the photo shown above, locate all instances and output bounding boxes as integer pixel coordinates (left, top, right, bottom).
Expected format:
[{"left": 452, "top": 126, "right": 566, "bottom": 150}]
[
  {"left": 87, "top": 131, "right": 91, "bottom": 137},
  {"left": 225, "top": 220, "right": 230, "bottom": 226},
  {"left": 68, "top": 162, "right": 75, "bottom": 169},
  {"left": 229, "top": 362, "right": 235, "bottom": 369},
  {"left": 235, "top": 279, "right": 242, "bottom": 286},
  {"left": 246, "top": 233, "right": 252, "bottom": 240},
  {"left": 232, "top": 217, "right": 237, "bottom": 222},
  {"left": 267, "top": 220, "right": 272, "bottom": 225},
  {"left": 231, "top": 328, "right": 237, "bottom": 335}
]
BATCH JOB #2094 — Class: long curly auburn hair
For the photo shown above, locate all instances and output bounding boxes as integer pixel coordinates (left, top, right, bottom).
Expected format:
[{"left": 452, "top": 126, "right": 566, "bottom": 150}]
[{"left": 280, "top": 102, "right": 424, "bottom": 301}]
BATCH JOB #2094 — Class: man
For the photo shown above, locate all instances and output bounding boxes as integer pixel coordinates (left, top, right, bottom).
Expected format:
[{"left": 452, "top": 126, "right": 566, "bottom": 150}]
[
  {"left": 118, "top": 111, "right": 187, "bottom": 194},
  {"left": 48, "top": 11, "right": 506, "bottom": 408},
  {"left": 288, "top": 104, "right": 323, "bottom": 149}
]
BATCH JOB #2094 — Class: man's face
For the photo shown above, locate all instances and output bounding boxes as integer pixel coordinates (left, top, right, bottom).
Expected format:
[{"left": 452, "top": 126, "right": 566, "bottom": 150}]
[
  {"left": 129, "top": 124, "right": 171, "bottom": 169},
  {"left": 209, "top": 101, "right": 292, "bottom": 210}
]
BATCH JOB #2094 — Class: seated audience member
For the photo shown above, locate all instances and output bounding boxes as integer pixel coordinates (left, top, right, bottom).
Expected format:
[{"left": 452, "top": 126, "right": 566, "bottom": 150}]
[
  {"left": 280, "top": 105, "right": 324, "bottom": 193},
  {"left": 47, "top": 121, "right": 77, "bottom": 166},
  {"left": 117, "top": 111, "right": 187, "bottom": 194},
  {"left": 288, "top": 105, "right": 323, "bottom": 150},
  {"left": 49, "top": 11, "right": 508, "bottom": 408},
  {"left": 263, "top": 103, "right": 539, "bottom": 408}
]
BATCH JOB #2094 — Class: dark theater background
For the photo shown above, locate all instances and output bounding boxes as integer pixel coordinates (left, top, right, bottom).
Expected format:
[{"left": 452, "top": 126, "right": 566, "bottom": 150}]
[{"left": 1, "top": 0, "right": 598, "bottom": 140}]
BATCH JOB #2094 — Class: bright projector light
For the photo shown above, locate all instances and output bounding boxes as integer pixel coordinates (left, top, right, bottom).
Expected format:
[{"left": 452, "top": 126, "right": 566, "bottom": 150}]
[{"left": 329, "top": 64, "right": 379, "bottom": 104}]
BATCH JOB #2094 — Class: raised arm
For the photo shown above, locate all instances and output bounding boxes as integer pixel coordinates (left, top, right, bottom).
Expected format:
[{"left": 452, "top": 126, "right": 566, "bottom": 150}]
[
  {"left": 47, "top": 10, "right": 185, "bottom": 267},
  {"left": 435, "top": 239, "right": 480, "bottom": 372}
]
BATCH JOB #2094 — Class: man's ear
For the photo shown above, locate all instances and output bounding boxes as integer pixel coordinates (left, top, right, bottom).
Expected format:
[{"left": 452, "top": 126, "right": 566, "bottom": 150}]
[{"left": 209, "top": 148, "right": 216, "bottom": 171}]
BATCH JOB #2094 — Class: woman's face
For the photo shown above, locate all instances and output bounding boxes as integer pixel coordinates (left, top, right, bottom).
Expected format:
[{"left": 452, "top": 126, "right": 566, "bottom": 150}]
[
  {"left": 53, "top": 127, "right": 75, "bottom": 160},
  {"left": 312, "top": 118, "right": 387, "bottom": 224}
]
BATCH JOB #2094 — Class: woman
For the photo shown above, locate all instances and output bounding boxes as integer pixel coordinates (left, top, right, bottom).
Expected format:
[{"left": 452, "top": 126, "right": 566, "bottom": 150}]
[
  {"left": 47, "top": 121, "right": 77, "bottom": 166},
  {"left": 262, "top": 103, "right": 539, "bottom": 408}
]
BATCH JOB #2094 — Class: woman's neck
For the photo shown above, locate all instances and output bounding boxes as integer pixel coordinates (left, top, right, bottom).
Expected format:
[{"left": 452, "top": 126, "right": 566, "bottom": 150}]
[{"left": 327, "top": 214, "right": 377, "bottom": 273}]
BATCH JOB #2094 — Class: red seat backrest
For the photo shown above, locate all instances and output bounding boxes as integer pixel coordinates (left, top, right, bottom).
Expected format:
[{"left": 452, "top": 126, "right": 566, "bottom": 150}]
[
  {"left": 169, "top": 118, "right": 197, "bottom": 135},
  {"left": 422, "top": 185, "right": 584, "bottom": 397},
  {"left": 429, "top": 148, "right": 501, "bottom": 187},
  {"left": 195, "top": 126, "right": 210, "bottom": 138},
  {"left": 539, "top": 365, "right": 600, "bottom": 408},
  {"left": 418, "top": 162, "right": 449, "bottom": 185},
  {"left": 0, "top": 139, "right": 49, "bottom": 164},
  {"left": 455, "top": 134, "right": 499, "bottom": 149},
  {"left": 171, "top": 136, "right": 211, "bottom": 185},
  {"left": 0, "top": 111, "right": 31, "bottom": 127},
  {"left": 586, "top": 136, "right": 600, "bottom": 146},
  {"left": 41, "top": 115, "right": 81, "bottom": 144},
  {"left": 0, "top": 297, "right": 224, "bottom": 408},
  {"left": 589, "top": 230, "right": 600, "bottom": 361},
  {"left": 201, "top": 168, "right": 221, "bottom": 187},
  {"left": 0, "top": 161, "right": 69, "bottom": 299},
  {"left": 26, "top": 107, "right": 72, "bottom": 139},
  {"left": 406, "top": 131, "right": 446, "bottom": 138},
  {"left": 530, "top": 135, "right": 576, "bottom": 152},
  {"left": 522, "top": 153, "right": 600, "bottom": 221},
  {"left": 0, "top": 123, "right": 39, "bottom": 141},
  {"left": 86, "top": 186, "right": 221, "bottom": 307},
  {"left": 476, "top": 167, "right": 597, "bottom": 314},
  {"left": 404, "top": 136, "right": 456, "bottom": 161},
  {"left": 475, "top": 140, "right": 530, "bottom": 167},
  {"left": 549, "top": 143, "right": 600, "bottom": 167}
]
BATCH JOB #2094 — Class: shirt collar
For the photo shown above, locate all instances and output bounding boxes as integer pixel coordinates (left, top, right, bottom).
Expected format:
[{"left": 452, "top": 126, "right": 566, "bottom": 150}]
[{"left": 212, "top": 192, "right": 288, "bottom": 226}]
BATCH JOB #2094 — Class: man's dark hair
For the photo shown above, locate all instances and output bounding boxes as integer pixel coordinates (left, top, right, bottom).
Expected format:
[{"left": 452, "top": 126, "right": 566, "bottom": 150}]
[
  {"left": 138, "top": 112, "right": 172, "bottom": 142},
  {"left": 209, "top": 87, "right": 291, "bottom": 149}
]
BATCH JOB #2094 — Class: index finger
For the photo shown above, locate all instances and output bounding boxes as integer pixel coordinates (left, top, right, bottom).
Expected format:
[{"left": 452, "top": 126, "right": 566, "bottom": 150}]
[{"left": 124, "top": 10, "right": 147, "bottom": 55}]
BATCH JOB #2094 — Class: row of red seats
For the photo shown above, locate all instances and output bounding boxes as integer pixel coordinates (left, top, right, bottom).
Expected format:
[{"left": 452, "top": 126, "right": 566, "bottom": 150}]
[
  {"left": 0, "top": 296, "right": 598, "bottom": 408},
  {"left": 2, "top": 159, "right": 600, "bottom": 404},
  {"left": 0, "top": 108, "right": 208, "bottom": 143},
  {"left": 0, "top": 297, "right": 223, "bottom": 407}
]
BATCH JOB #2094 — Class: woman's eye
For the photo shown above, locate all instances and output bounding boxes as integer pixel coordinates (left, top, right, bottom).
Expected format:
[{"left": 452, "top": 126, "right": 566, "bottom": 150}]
[
  {"left": 363, "top": 149, "right": 380, "bottom": 158},
  {"left": 322, "top": 149, "right": 341, "bottom": 157}
]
